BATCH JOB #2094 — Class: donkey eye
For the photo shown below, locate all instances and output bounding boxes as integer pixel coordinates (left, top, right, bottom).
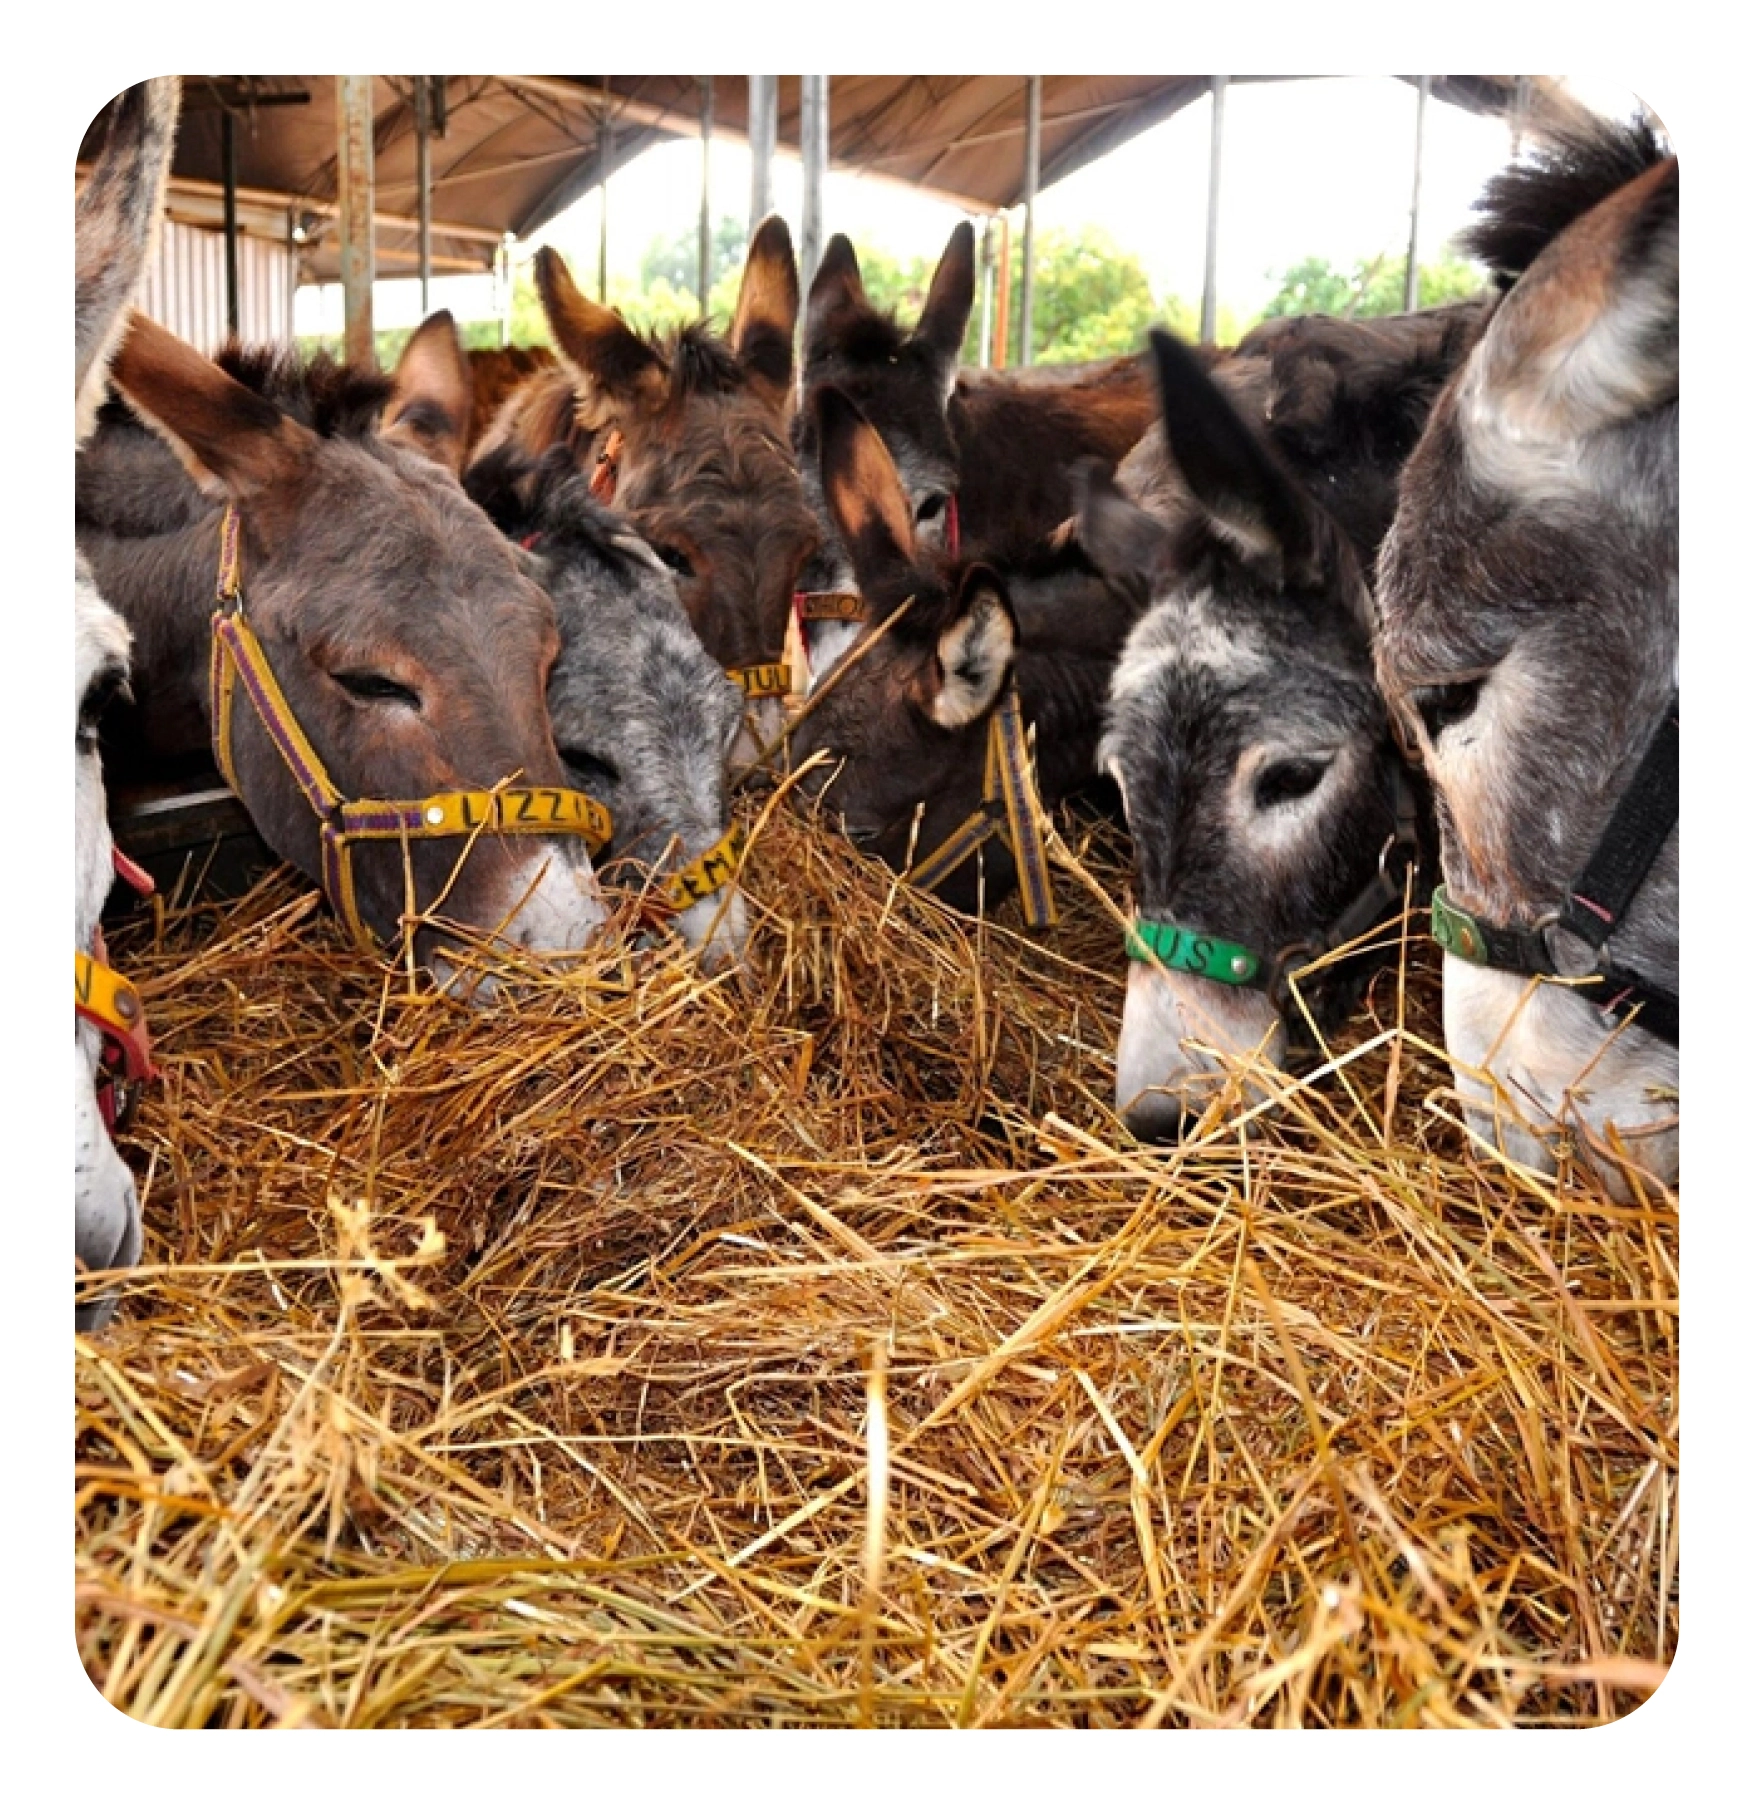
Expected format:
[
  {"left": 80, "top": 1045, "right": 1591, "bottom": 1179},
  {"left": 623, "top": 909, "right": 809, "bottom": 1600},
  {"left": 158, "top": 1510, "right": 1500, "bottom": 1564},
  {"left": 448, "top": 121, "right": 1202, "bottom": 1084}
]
[
  {"left": 1255, "top": 757, "right": 1328, "bottom": 810},
  {"left": 915, "top": 493, "right": 947, "bottom": 524},
  {"left": 333, "top": 670, "right": 422, "bottom": 710},
  {"left": 560, "top": 746, "right": 621, "bottom": 791},
  {"left": 653, "top": 543, "right": 695, "bottom": 579},
  {"left": 1411, "top": 680, "right": 1484, "bottom": 741},
  {"left": 78, "top": 664, "right": 130, "bottom": 747}
]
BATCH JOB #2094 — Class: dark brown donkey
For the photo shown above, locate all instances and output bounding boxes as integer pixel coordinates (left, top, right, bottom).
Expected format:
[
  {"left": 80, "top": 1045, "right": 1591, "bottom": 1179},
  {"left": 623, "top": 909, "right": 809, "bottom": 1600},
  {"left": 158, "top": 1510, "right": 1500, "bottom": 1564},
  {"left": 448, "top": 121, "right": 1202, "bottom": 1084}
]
[
  {"left": 791, "top": 385, "right": 1145, "bottom": 919},
  {"left": 471, "top": 219, "right": 818, "bottom": 761},
  {"left": 793, "top": 222, "right": 1157, "bottom": 683},
  {"left": 76, "top": 312, "right": 607, "bottom": 993}
]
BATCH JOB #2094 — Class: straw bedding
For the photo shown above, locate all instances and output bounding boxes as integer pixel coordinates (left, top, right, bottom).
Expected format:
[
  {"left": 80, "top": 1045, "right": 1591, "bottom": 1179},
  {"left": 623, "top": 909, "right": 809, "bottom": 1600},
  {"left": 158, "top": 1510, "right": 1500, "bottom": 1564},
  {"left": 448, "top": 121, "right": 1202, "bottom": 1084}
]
[{"left": 75, "top": 793, "right": 1678, "bottom": 1728}]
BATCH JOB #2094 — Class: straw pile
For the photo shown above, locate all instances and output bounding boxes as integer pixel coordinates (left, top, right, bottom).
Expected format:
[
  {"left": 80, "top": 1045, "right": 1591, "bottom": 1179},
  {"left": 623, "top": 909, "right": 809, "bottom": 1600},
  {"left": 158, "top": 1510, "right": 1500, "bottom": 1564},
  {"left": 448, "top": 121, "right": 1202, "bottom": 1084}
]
[{"left": 76, "top": 791, "right": 1677, "bottom": 1728}]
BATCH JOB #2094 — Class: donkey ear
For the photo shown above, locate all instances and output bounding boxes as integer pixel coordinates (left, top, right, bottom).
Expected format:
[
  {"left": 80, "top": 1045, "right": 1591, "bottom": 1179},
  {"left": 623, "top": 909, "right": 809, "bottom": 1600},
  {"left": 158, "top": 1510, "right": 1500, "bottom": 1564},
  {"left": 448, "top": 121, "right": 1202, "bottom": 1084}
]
[
  {"left": 732, "top": 214, "right": 800, "bottom": 415},
  {"left": 912, "top": 220, "right": 976, "bottom": 386},
  {"left": 1072, "top": 457, "right": 1167, "bottom": 591},
  {"left": 107, "top": 309, "right": 315, "bottom": 503},
  {"left": 76, "top": 77, "right": 181, "bottom": 444},
  {"left": 534, "top": 245, "right": 666, "bottom": 412},
  {"left": 1468, "top": 157, "right": 1677, "bottom": 468},
  {"left": 382, "top": 310, "right": 473, "bottom": 473},
  {"left": 815, "top": 384, "right": 917, "bottom": 584},
  {"left": 1149, "top": 327, "right": 1319, "bottom": 585},
  {"left": 922, "top": 566, "right": 1017, "bottom": 729},
  {"left": 804, "top": 233, "right": 869, "bottom": 363}
]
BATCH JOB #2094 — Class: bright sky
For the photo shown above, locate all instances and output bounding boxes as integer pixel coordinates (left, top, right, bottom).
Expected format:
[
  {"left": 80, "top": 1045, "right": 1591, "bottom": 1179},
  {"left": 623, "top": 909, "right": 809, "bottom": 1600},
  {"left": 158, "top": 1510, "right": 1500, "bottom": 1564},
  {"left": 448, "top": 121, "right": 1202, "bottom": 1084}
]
[{"left": 296, "top": 75, "right": 1639, "bottom": 341}]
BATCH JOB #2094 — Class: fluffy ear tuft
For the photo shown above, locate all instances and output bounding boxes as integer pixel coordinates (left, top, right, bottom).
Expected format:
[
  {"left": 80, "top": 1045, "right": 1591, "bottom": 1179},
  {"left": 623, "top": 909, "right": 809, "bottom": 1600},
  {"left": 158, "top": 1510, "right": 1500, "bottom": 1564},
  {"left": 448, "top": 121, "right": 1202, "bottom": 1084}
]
[
  {"left": 732, "top": 214, "right": 800, "bottom": 415},
  {"left": 382, "top": 310, "right": 473, "bottom": 473},
  {"left": 1466, "top": 156, "right": 1677, "bottom": 479},
  {"left": 926, "top": 569, "right": 1017, "bottom": 729},
  {"left": 534, "top": 245, "right": 666, "bottom": 411}
]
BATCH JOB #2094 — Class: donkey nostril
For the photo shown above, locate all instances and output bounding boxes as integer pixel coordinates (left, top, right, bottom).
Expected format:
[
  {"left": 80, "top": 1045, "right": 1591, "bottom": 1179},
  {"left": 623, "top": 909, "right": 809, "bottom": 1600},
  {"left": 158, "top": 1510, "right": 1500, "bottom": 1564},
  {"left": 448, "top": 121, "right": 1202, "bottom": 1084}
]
[{"left": 1412, "top": 680, "right": 1483, "bottom": 741}]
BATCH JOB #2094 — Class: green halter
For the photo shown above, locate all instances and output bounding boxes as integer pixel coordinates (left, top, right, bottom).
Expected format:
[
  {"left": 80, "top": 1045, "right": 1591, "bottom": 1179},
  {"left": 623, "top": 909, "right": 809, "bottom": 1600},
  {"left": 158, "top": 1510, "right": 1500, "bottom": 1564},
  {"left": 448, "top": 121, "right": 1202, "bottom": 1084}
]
[{"left": 1124, "top": 918, "right": 1263, "bottom": 985}]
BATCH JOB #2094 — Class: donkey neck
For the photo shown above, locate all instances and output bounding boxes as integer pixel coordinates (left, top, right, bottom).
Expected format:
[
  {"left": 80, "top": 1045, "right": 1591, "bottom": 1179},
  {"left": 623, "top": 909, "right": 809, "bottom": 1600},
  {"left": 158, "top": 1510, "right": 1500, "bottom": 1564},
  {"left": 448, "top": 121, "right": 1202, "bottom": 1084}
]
[{"left": 76, "top": 511, "right": 228, "bottom": 764}]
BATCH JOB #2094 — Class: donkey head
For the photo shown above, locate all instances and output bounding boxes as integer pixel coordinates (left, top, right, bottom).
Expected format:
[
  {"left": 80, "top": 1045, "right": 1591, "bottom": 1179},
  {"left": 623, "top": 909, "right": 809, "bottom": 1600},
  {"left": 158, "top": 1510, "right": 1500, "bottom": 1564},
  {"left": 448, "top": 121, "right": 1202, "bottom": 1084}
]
[
  {"left": 74, "top": 76, "right": 178, "bottom": 1328},
  {"left": 1085, "top": 331, "right": 1413, "bottom": 1141},
  {"left": 101, "top": 311, "right": 605, "bottom": 987},
  {"left": 799, "top": 223, "right": 975, "bottom": 553},
  {"left": 466, "top": 445, "right": 750, "bottom": 973},
  {"left": 792, "top": 386, "right": 1023, "bottom": 913},
  {"left": 490, "top": 222, "right": 818, "bottom": 761},
  {"left": 1376, "top": 121, "right": 1679, "bottom": 1195}
]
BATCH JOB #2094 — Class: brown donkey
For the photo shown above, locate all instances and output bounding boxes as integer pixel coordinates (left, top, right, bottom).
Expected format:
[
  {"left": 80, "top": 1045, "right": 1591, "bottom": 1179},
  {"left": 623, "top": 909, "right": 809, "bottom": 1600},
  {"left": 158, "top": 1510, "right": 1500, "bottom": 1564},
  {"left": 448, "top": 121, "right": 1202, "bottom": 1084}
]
[
  {"left": 77, "top": 312, "right": 607, "bottom": 993},
  {"left": 793, "top": 222, "right": 1158, "bottom": 683},
  {"left": 472, "top": 219, "right": 818, "bottom": 762}
]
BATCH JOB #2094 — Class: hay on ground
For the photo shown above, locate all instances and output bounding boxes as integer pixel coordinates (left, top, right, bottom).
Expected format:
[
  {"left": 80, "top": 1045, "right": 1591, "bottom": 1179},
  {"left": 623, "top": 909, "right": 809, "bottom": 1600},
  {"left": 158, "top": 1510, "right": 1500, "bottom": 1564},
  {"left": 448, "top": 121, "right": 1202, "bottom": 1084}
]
[{"left": 75, "top": 793, "right": 1678, "bottom": 1728}]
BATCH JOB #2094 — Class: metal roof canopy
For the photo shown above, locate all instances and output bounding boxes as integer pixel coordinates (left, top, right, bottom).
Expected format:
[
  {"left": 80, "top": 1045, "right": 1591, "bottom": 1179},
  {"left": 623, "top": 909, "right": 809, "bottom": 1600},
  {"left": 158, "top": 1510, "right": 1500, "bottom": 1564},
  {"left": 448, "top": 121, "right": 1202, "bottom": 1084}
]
[{"left": 76, "top": 75, "right": 1556, "bottom": 285}]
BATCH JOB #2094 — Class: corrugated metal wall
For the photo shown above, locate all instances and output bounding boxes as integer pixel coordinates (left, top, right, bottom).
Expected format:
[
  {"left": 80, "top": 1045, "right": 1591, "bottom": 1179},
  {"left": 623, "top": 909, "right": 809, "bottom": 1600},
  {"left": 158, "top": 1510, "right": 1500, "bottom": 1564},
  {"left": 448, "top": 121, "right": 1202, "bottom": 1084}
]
[{"left": 137, "top": 221, "right": 293, "bottom": 352}]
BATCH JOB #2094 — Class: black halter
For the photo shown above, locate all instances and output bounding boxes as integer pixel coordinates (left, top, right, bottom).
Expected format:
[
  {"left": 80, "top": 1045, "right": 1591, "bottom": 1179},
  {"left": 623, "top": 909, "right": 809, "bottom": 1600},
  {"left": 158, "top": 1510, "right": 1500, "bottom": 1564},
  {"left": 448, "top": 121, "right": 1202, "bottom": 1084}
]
[{"left": 1430, "top": 691, "right": 1678, "bottom": 1046}]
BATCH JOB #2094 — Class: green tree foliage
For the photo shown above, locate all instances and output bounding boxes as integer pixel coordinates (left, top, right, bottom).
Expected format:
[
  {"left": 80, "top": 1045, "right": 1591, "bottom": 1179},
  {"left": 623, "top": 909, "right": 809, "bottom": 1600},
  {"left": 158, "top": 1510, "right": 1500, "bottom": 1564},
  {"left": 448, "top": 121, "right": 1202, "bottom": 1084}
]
[{"left": 1261, "top": 252, "right": 1488, "bottom": 321}]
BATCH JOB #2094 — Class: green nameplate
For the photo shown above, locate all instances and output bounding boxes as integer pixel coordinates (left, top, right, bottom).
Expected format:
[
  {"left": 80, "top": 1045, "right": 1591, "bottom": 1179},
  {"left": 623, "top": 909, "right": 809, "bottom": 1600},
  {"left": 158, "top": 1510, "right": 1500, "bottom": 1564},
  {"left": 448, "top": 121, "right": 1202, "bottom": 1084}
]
[
  {"left": 1429, "top": 886, "right": 1487, "bottom": 964},
  {"left": 1125, "top": 919, "right": 1262, "bottom": 986}
]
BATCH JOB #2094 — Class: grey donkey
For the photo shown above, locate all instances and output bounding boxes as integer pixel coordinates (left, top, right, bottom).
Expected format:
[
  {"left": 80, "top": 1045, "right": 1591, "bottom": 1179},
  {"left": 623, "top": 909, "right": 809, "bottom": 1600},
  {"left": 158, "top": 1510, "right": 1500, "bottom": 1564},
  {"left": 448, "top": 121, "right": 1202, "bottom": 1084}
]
[{"left": 466, "top": 445, "right": 751, "bottom": 973}]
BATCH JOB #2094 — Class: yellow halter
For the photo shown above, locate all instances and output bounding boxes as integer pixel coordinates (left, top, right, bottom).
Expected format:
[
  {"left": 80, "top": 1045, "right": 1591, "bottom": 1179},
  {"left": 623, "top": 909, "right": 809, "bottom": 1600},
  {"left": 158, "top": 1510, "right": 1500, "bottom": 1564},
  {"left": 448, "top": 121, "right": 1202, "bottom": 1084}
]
[{"left": 208, "top": 506, "right": 614, "bottom": 953}]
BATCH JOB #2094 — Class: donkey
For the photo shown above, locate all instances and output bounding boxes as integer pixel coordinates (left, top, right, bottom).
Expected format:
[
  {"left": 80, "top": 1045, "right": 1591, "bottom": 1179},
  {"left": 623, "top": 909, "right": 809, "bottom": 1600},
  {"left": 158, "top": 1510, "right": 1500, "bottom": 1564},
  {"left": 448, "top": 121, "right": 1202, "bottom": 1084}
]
[
  {"left": 1080, "top": 312, "right": 1487, "bottom": 1141},
  {"left": 75, "top": 77, "right": 179, "bottom": 1328},
  {"left": 792, "top": 222, "right": 1158, "bottom": 688},
  {"left": 791, "top": 384, "right": 1143, "bottom": 920},
  {"left": 471, "top": 221, "right": 818, "bottom": 764},
  {"left": 76, "top": 312, "right": 608, "bottom": 993},
  {"left": 464, "top": 444, "right": 751, "bottom": 972},
  {"left": 1375, "top": 117, "right": 1678, "bottom": 1196}
]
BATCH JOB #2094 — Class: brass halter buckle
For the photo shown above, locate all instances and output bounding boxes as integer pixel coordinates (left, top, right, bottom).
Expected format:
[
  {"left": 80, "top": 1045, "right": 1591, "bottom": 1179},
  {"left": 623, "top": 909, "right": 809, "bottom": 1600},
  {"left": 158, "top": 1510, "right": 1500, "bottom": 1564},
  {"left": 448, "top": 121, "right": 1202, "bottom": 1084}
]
[{"left": 209, "top": 506, "right": 614, "bottom": 953}]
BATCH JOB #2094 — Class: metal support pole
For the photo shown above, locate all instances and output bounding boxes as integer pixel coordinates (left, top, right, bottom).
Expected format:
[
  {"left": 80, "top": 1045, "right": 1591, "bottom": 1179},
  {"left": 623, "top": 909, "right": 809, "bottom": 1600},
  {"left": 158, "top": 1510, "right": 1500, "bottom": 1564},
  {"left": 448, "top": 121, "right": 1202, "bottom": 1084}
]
[
  {"left": 990, "top": 211, "right": 1011, "bottom": 370},
  {"left": 1200, "top": 76, "right": 1228, "bottom": 347},
  {"left": 1511, "top": 75, "right": 1533, "bottom": 157},
  {"left": 598, "top": 76, "right": 611, "bottom": 302},
  {"left": 221, "top": 111, "right": 240, "bottom": 337},
  {"left": 977, "top": 216, "right": 996, "bottom": 370},
  {"left": 497, "top": 235, "right": 512, "bottom": 348},
  {"left": 800, "top": 75, "right": 829, "bottom": 288},
  {"left": 698, "top": 76, "right": 714, "bottom": 313},
  {"left": 1018, "top": 76, "right": 1041, "bottom": 366},
  {"left": 1404, "top": 74, "right": 1431, "bottom": 312},
  {"left": 748, "top": 75, "right": 777, "bottom": 229},
  {"left": 337, "top": 75, "right": 376, "bottom": 368},
  {"left": 415, "top": 76, "right": 432, "bottom": 316}
]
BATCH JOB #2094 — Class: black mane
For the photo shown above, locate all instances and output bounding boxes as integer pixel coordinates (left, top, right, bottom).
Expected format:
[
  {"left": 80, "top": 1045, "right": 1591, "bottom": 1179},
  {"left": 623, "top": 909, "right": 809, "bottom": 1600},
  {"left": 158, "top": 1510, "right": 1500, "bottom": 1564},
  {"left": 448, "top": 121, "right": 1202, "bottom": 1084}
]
[
  {"left": 214, "top": 341, "right": 394, "bottom": 439},
  {"left": 667, "top": 320, "right": 747, "bottom": 402},
  {"left": 1464, "top": 114, "right": 1669, "bottom": 289},
  {"left": 464, "top": 442, "right": 650, "bottom": 576}
]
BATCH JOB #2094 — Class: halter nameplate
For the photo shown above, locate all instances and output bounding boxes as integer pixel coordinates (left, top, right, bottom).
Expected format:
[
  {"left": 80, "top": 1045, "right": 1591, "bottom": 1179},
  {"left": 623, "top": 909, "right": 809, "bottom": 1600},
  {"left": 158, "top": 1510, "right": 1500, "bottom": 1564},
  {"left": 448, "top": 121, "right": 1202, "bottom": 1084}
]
[
  {"left": 793, "top": 590, "right": 866, "bottom": 623},
  {"left": 728, "top": 662, "right": 792, "bottom": 701},
  {"left": 903, "top": 688, "right": 1057, "bottom": 929},
  {"left": 662, "top": 825, "right": 748, "bottom": 912},
  {"left": 1125, "top": 920, "right": 1263, "bottom": 985},
  {"left": 209, "top": 506, "right": 613, "bottom": 952},
  {"left": 76, "top": 948, "right": 157, "bottom": 1132}
]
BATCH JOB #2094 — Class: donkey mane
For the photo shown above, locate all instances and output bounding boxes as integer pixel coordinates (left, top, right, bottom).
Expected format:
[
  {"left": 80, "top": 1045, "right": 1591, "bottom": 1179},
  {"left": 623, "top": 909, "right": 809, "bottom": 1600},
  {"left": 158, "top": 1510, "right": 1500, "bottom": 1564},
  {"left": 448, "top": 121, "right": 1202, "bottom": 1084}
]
[
  {"left": 213, "top": 341, "right": 395, "bottom": 440},
  {"left": 465, "top": 443, "right": 656, "bottom": 577},
  {"left": 666, "top": 321, "right": 751, "bottom": 403},
  {"left": 1463, "top": 115, "right": 1669, "bottom": 289}
]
